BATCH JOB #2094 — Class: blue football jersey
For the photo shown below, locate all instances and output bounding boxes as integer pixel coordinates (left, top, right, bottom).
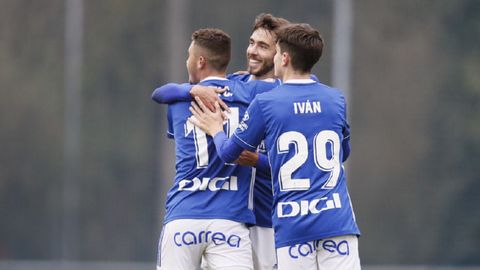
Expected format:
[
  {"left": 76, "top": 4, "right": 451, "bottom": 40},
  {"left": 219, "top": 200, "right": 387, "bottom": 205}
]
[
  {"left": 228, "top": 74, "right": 281, "bottom": 228},
  {"left": 251, "top": 140, "right": 274, "bottom": 228},
  {"left": 231, "top": 80, "right": 360, "bottom": 248},
  {"left": 227, "top": 73, "right": 252, "bottom": 82},
  {"left": 164, "top": 77, "right": 261, "bottom": 225}
]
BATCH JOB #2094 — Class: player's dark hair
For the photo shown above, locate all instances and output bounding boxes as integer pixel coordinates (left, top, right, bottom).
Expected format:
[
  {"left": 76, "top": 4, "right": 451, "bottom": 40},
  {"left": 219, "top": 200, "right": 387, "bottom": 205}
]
[
  {"left": 191, "top": 28, "right": 231, "bottom": 72},
  {"left": 276, "top": 23, "right": 324, "bottom": 73},
  {"left": 252, "top": 13, "right": 290, "bottom": 36}
]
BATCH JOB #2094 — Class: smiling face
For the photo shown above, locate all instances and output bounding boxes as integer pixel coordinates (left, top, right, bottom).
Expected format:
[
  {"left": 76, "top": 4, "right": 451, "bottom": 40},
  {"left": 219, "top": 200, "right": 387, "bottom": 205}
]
[{"left": 246, "top": 28, "right": 277, "bottom": 79}]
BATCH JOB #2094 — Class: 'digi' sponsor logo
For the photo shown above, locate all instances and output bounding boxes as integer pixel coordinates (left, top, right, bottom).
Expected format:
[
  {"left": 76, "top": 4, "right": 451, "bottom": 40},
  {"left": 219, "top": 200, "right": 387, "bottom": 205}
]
[
  {"left": 288, "top": 239, "right": 350, "bottom": 259},
  {"left": 277, "top": 193, "right": 342, "bottom": 218},
  {"left": 174, "top": 230, "right": 241, "bottom": 248},
  {"left": 178, "top": 176, "right": 237, "bottom": 191}
]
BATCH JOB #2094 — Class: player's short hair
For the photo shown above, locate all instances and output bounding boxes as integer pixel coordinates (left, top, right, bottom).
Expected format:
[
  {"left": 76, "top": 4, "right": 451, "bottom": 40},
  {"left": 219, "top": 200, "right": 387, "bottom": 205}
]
[
  {"left": 191, "top": 28, "right": 231, "bottom": 72},
  {"left": 252, "top": 13, "right": 290, "bottom": 36},
  {"left": 276, "top": 23, "right": 324, "bottom": 73}
]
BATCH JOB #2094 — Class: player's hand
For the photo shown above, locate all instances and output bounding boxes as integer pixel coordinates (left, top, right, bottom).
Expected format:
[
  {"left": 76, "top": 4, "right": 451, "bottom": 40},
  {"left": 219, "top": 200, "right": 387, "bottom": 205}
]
[
  {"left": 190, "top": 85, "right": 230, "bottom": 113},
  {"left": 235, "top": 150, "right": 258, "bottom": 167},
  {"left": 188, "top": 96, "right": 225, "bottom": 136}
]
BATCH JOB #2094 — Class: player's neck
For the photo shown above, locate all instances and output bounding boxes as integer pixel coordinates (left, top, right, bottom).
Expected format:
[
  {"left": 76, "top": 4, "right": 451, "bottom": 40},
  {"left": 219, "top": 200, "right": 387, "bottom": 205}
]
[
  {"left": 199, "top": 71, "right": 226, "bottom": 81},
  {"left": 281, "top": 68, "right": 310, "bottom": 82},
  {"left": 251, "top": 70, "right": 275, "bottom": 81}
]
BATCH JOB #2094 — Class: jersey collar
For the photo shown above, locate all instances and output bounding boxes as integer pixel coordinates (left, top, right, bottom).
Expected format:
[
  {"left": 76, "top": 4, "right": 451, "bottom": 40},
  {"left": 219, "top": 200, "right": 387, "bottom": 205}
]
[
  {"left": 247, "top": 74, "right": 278, "bottom": 83},
  {"left": 283, "top": 79, "right": 316, "bottom": 84},
  {"left": 201, "top": 76, "right": 228, "bottom": 82}
]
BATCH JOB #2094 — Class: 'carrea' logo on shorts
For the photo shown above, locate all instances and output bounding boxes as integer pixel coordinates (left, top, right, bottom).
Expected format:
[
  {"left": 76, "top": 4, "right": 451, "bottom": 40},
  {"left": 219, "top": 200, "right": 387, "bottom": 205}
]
[
  {"left": 174, "top": 230, "right": 241, "bottom": 248},
  {"left": 322, "top": 239, "right": 350, "bottom": 255},
  {"left": 288, "top": 239, "right": 350, "bottom": 259}
]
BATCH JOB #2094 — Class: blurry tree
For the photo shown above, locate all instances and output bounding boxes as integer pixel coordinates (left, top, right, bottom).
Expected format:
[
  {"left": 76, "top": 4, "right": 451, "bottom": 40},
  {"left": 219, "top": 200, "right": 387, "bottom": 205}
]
[
  {"left": 0, "top": 0, "right": 64, "bottom": 259},
  {"left": 427, "top": 0, "right": 480, "bottom": 264},
  {"left": 78, "top": 0, "right": 163, "bottom": 260},
  {"left": 350, "top": 0, "right": 480, "bottom": 265}
]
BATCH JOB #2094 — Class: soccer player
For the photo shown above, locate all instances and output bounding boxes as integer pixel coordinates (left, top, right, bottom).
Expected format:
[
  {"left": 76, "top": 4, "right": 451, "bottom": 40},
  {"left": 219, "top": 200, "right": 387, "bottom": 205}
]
[
  {"left": 152, "top": 14, "right": 288, "bottom": 270},
  {"left": 228, "top": 13, "right": 287, "bottom": 270},
  {"left": 188, "top": 23, "right": 361, "bottom": 270},
  {"left": 152, "top": 28, "right": 258, "bottom": 270}
]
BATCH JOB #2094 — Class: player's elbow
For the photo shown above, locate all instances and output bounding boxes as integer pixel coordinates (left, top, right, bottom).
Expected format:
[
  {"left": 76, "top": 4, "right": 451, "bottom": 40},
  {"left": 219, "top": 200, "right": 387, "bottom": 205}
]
[
  {"left": 218, "top": 151, "right": 236, "bottom": 164},
  {"left": 151, "top": 84, "right": 174, "bottom": 103},
  {"left": 151, "top": 88, "right": 164, "bottom": 103},
  {"left": 342, "top": 143, "right": 350, "bottom": 162}
]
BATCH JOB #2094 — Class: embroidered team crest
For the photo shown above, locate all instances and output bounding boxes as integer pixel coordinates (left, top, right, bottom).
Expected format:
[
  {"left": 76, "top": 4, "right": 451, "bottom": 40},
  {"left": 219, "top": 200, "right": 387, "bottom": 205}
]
[
  {"left": 242, "top": 111, "right": 249, "bottom": 122},
  {"left": 238, "top": 111, "right": 249, "bottom": 132}
]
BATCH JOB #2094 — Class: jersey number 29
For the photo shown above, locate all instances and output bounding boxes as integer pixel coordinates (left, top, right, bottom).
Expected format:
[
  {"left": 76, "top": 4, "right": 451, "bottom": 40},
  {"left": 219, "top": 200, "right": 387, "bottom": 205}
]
[{"left": 277, "top": 130, "right": 341, "bottom": 191}]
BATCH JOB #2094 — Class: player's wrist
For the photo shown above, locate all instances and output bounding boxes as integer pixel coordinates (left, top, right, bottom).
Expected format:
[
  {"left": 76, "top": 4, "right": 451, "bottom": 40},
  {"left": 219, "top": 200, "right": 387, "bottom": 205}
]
[
  {"left": 210, "top": 127, "right": 224, "bottom": 137},
  {"left": 189, "top": 85, "right": 199, "bottom": 97}
]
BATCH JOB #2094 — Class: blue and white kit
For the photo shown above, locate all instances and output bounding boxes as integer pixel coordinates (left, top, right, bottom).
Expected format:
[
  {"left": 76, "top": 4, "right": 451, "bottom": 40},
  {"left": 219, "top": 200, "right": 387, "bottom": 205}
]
[
  {"left": 211, "top": 79, "right": 361, "bottom": 248},
  {"left": 158, "top": 77, "right": 261, "bottom": 225},
  {"left": 153, "top": 77, "right": 273, "bottom": 269}
]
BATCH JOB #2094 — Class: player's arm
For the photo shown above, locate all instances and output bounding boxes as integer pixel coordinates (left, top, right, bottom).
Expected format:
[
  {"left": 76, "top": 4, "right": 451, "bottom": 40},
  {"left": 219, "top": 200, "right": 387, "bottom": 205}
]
[
  {"left": 341, "top": 96, "right": 351, "bottom": 162},
  {"left": 166, "top": 106, "right": 174, "bottom": 139},
  {"left": 152, "top": 83, "right": 229, "bottom": 112},
  {"left": 151, "top": 83, "right": 192, "bottom": 103},
  {"left": 342, "top": 124, "right": 351, "bottom": 162}
]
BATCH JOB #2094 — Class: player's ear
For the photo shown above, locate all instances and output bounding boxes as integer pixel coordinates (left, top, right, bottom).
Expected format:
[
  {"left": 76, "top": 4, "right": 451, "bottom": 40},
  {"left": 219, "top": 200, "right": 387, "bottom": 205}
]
[
  {"left": 282, "top": 52, "right": 289, "bottom": 67},
  {"left": 198, "top": 55, "right": 207, "bottom": 69}
]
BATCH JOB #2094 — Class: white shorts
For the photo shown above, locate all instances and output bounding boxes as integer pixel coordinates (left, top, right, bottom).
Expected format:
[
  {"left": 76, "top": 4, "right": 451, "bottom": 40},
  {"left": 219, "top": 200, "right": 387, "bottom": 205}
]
[
  {"left": 249, "top": 226, "right": 277, "bottom": 270},
  {"left": 276, "top": 235, "right": 360, "bottom": 270},
  {"left": 157, "top": 219, "right": 253, "bottom": 270}
]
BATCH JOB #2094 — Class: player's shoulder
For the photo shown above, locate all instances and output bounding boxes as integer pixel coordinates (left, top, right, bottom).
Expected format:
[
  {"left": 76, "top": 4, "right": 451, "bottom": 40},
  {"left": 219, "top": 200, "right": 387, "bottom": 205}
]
[
  {"left": 198, "top": 78, "right": 239, "bottom": 93},
  {"left": 317, "top": 82, "right": 346, "bottom": 100},
  {"left": 250, "top": 85, "right": 280, "bottom": 105},
  {"left": 300, "top": 81, "right": 345, "bottom": 99},
  {"left": 247, "top": 78, "right": 280, "bottom": 88},
  {"left": 227, "top": 73, "right": 251, "bottom": 82}
]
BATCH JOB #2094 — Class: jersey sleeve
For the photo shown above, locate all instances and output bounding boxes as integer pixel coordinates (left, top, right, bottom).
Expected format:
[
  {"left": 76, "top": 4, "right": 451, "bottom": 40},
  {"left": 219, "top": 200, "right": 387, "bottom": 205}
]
[
  {"left": 212, "top": 132, "right": 245, "bottom": 163},
  {"left": 342, "top": 123, "right": 350, "bottom": 162},
  {"left": 226, "top": 73, "right": 250, "bottom": 82},
  {"left": 231, "top": 97, "right": 266, "bottom": 152},
  {"left": 166, "top": 106, "right": 174, "bottom": 139},
  {"left": 341, "top": 96, "right": 350, "bottom": 161},
  {"left": 249, "top": 81, "right": 276, "bottom": 101},
  {"left": 151, "top": 83, "right": 193, "bottom": 104},
  {"left": 255, "top": 153, "right": 271, "bottom": 177}
]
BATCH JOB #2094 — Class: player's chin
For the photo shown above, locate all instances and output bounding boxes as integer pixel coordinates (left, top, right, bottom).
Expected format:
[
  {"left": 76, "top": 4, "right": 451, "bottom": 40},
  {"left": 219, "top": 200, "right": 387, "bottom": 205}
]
[{"left": 248, "top": 67, "right": 264, "bottom": 76}]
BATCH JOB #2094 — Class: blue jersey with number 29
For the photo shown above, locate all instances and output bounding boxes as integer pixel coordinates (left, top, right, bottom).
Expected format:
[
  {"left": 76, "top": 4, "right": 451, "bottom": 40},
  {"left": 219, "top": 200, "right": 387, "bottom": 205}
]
[{"left": 231, "top": 80, "right": 360, "bottom": 248}]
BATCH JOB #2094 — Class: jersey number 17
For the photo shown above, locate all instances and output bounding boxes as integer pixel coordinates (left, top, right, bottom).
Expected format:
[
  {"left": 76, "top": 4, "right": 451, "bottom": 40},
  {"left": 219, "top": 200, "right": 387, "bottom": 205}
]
[{"left": 185, "top": 107, "right": 240, "bottom": 168}]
